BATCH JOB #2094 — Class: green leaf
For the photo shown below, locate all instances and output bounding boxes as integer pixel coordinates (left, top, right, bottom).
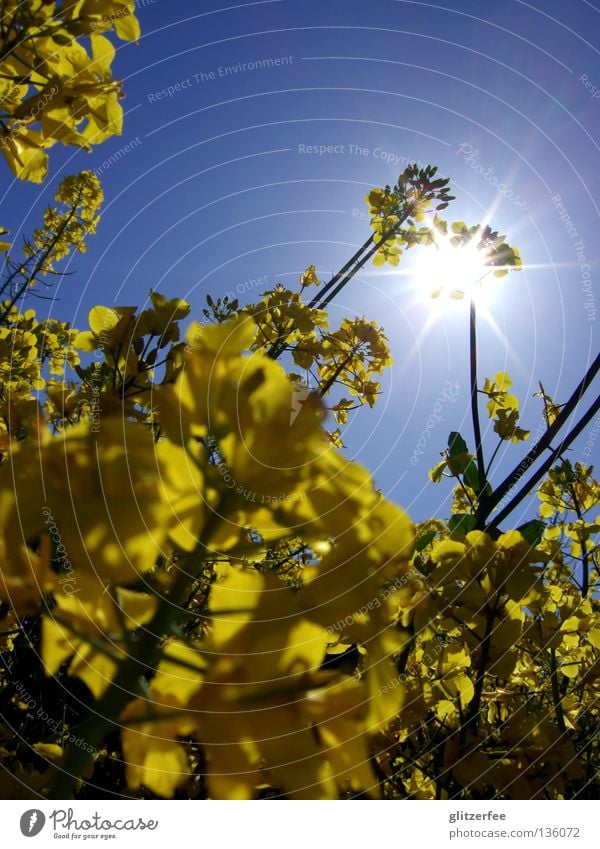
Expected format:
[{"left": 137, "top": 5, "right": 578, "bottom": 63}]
[
  {"left": 415, "top": 530, "right": 437, "bottom": 552},
  {"left": 462, "top": 460, "right": 480, "bottom": 492},
  {"left": 448, "top": 513, "right": 478, "bottom": 534},
  {"left": 448, "top": 432, "right": 469, "bottom": 458},
  {"left": 516, "top": 519, "right": 546, "bottom": 547}
]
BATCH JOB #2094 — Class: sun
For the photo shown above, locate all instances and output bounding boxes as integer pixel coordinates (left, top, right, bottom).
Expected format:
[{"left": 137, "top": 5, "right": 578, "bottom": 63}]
[{"left": 410, "top": 233, "right": 492, "bottom": 304}]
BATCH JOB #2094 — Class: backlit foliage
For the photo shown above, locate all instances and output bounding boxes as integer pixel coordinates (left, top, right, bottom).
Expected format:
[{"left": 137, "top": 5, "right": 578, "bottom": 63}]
[
  {"left": 0, "top": 181, "right": 596, "bottom": 800},
  {"left": 365, "top": 168, "right": 521, "bottom": 282},
  {"left": 0, "top": 17, "right": 598, "bottom": 802},
  {"left": 0, "top": 0, "right": 140, "bottom": 182}
]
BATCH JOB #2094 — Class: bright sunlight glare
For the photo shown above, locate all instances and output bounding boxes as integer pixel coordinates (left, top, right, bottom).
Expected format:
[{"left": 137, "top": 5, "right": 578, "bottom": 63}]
[{"left": 411, "top": 234, "right": 491, "bottom": 305}]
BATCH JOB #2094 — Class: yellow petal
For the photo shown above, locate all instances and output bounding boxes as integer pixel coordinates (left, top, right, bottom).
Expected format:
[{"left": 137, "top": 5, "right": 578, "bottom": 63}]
[
  {"left": 114, "top": 8, "right": 141, "bottom": 42},
  {"left": 123, "top": 734, "right": 189, "bottom": 797},
  {"left": 90, "top": 34, "right": 116, "bottom": 75},
  {"left": 88, "top": 305, "right": 119, "bottom": 335},
  {"left": 73, "top": 330, "right": 97, "bottom": 351}
]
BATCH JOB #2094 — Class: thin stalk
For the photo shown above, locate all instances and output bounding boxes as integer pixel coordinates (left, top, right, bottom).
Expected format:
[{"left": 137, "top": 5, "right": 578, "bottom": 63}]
[
  {"left": 478, "top": 350, "right": 600, "bottom": 524},
  {"left": 0, "top": 193, "right": 83, "bottom": 324},
  {"left": 268, "top": 205, "right": 414, "bottom": 360},
  {"left": 488, "top": 392, "right": 600, "bottom": 529},
  {"left": 318, "top": 350, "right": 357, "bottom": 398},
  {"left": 484, "top": 437, "right": 504, "bottom": 480},
  {"left": 459, "top": 596, "right": 497, "bottom": 742},
  {"left": 549, "top": 647, "right": 567, "bottom": 734},
  {"left": 313, "top": 241, "right": 381, "bottom": 311},
  {"left": 313, "top": 206, "right": 414, "bottom": 312},
  {"left": 307, "top": 233, "right": 375, "bottom": 310},
  {"left": 569, "top": 485, "right": 590, "bottom": 599},
  {"left": 469, "top": 299, "right": 487, "bottom": 506}
]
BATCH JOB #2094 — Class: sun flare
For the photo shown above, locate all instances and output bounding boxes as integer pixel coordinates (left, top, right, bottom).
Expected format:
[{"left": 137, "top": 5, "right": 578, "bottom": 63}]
[{"left": 412, "top": 234, "right": 491, "bottom": 304}]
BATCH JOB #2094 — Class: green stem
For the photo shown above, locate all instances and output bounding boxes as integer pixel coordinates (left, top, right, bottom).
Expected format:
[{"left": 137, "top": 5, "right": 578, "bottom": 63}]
[
  {"left": 313, "top": 207, "right": 414, "bottom": 313},
  {"left": 549, "top": 647, "right": 567, "bottom": 734},
  {"left": 484, "top": 438, "right": 503, "bottom": 480},
  {"left": 479, "top": 349, "right": 600, "bottom": 524},
  {"left": 469, "top": 299, "right": 487, "bottom": 513},
  {"left": 0, "top": 192, "right": 83, "bottom": 324},
  {"left": 486, "top": 392, "right": 600, "bottom": 529},
  {"left": 308, "top": 234, "right": 375, "bottom": 310},
  {"left": 318, "top": 349, "right": 358, "bottom": 398},
  {"left": 267, "top": 205, "right": 414, "bottom": 360},
  {"left": 569, "top": 485, "right": 590, "bottom": 599},
  {"left": 460, "top": 595, "right": 497, "bottom": 741}
]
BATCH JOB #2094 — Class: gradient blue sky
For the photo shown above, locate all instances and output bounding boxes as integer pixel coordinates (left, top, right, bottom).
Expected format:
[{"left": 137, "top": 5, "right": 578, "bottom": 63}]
[{"left": 2, "top": 0, "right": 599, "bottom": 525}]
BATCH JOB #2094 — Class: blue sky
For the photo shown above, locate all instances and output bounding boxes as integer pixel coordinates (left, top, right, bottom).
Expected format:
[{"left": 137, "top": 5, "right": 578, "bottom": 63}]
[{"left": 2, "top": 0, "right": 599, "bottom": 525}]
